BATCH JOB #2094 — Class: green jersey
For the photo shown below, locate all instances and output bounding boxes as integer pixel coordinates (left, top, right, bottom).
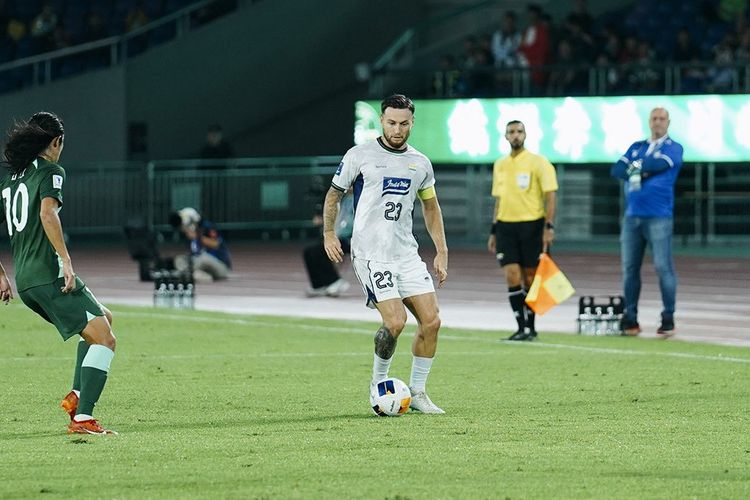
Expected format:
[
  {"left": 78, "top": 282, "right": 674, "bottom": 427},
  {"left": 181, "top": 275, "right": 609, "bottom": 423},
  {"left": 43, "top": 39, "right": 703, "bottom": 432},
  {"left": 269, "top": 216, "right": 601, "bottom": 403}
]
[{"left": 0, "top": 157, "right": 65, "bottom": 292}]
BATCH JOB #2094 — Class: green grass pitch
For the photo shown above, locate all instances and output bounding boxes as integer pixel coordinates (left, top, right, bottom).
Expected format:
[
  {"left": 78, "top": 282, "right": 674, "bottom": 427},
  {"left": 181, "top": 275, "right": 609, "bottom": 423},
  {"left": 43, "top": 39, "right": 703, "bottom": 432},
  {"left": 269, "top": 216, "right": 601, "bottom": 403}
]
[{"left": 1, "top": 303, "right": 749, "bottom": 499}]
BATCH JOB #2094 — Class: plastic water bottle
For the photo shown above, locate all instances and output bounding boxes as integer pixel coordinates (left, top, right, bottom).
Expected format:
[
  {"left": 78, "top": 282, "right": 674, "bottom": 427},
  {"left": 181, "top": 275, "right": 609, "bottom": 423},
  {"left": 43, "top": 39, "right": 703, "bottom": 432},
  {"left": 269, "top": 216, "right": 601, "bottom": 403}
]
[
  {"left": 628, "top": 160, "right": 642, "bottom": 192},
  {"left": 167, "top": 283, "right": 176, "bottom": 308},
  {"left": 184, "top": 283, "right": 195, "bottom": 309},
  {"left": 579, "top": 307, "right": 595, "bottom": 335},
  {"left": 593, "top": 307, "right": 604, "bottom": 335},
  {"left": 154, "top": 283, "right": 168, "bottom": 308},
  {"left": 175, "top": 283, "right": 185, "bottom": 309}
]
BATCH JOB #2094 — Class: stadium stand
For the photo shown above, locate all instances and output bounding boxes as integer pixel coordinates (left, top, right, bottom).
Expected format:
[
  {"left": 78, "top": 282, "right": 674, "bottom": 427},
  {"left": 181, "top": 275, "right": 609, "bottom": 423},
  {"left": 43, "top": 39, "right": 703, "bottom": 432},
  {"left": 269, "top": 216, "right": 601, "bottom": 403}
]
[
  {"left": 368, "top": 0, "right": 750, "bottom": 98},
  {"left": 0, "top": 0, "right": 238, "bottom": 93}
]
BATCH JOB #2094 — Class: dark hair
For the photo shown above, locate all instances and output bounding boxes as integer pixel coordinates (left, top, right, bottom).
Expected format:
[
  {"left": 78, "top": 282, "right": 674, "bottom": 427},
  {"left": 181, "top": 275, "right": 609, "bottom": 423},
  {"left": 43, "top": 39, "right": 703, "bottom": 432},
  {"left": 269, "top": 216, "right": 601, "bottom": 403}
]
[
  {"left": 380, "top": 94, "right": 415, "bottom": 114},
  {"left": 506, "top": 120, "right": 524, "bottom": 129},
  {"left": 3, "top": 111, "right": 64, "bottom": 175}
]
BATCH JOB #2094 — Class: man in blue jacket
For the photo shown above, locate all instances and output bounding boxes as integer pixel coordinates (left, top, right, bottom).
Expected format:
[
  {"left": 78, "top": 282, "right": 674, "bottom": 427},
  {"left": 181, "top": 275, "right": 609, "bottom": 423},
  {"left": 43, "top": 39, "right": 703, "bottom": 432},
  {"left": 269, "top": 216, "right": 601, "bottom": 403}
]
[{"left": 611, "top": 107, "right": 683, "bottom": 337}]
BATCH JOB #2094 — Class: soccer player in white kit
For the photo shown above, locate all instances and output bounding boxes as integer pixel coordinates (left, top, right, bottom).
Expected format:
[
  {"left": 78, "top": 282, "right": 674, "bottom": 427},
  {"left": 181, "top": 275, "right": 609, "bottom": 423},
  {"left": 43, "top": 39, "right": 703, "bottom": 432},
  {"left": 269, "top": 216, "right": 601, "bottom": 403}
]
[{"left": 323, "top": 94, "right": 448, "bottom": 414}]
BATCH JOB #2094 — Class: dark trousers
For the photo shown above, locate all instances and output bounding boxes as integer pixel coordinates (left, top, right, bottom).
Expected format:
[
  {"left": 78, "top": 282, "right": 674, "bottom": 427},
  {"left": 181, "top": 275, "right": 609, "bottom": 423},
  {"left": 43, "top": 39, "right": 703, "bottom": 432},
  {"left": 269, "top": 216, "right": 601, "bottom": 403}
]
[{"left": 303, "top": 238, "right": 350, "bottom": 289}]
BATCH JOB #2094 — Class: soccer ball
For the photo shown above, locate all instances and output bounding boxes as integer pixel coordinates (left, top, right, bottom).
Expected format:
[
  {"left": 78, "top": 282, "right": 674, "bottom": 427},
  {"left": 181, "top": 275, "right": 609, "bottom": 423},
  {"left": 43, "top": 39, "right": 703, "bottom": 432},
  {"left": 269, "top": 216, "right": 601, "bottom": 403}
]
[{"left": 370, "top": 378, "right": 411, "bottom": 417}]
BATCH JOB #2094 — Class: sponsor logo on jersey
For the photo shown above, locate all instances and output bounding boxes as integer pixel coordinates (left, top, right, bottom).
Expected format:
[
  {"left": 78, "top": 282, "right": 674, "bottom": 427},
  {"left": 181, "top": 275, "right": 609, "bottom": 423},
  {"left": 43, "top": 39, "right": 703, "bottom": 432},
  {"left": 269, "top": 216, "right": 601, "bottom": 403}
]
[
  {"left": 335, "top": 162, "right": 343, "bottom": 175},
  {"left": 382, "top": 177, "right": 411, "bottom": 196},
  {"left": 375, "top": 165, "right": 387, "bottom": 169},
  {"left": 53, "top": 175, "right": 63, "bottom": 189}
]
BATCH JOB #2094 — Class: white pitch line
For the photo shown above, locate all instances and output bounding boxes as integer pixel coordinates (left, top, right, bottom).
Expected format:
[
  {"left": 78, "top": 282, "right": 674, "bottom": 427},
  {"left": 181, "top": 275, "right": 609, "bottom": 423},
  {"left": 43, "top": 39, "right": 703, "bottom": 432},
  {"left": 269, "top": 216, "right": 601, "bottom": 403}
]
[
  {"left": 1, "top": 309, "right": 747, "bottom": 365},
  {"left": 116, "top": 310, "right": 750, "bottom": 365}
]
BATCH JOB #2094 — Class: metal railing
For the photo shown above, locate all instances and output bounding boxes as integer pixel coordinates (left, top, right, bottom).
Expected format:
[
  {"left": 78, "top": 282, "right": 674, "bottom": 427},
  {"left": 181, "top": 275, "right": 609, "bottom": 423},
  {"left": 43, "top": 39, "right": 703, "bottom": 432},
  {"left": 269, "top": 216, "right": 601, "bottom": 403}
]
[
  {"left": 369, "top": 61, "right": 750, "bottom": 99},
  {"left": 30, "top": 158, "right": 749, "bottom": 248},
  {"left": 0, "top": 0, "right": 234, "bottom": 91}
]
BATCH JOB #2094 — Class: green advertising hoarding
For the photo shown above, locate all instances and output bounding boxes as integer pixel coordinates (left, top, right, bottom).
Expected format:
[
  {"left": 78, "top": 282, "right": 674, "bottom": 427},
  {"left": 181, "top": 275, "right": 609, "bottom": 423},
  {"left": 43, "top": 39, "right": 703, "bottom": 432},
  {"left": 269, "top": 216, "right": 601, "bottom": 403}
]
[{"left": 355, "top": 95, "right": 750, "bottom": 163}]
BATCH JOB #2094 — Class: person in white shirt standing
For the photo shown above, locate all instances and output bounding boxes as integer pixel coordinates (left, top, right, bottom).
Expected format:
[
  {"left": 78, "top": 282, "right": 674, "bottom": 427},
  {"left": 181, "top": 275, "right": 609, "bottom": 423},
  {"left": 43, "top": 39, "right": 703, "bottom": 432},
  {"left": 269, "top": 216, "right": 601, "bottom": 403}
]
[{"left": 323, "top": 94, "right": 449, "bottom": 414}]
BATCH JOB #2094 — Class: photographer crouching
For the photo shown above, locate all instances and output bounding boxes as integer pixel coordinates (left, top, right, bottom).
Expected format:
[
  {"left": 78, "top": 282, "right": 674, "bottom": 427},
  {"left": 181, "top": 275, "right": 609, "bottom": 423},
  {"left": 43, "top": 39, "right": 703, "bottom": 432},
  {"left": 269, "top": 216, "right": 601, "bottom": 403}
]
[{"left": 169, "top": 208, "right": 232, "bottom": 283}]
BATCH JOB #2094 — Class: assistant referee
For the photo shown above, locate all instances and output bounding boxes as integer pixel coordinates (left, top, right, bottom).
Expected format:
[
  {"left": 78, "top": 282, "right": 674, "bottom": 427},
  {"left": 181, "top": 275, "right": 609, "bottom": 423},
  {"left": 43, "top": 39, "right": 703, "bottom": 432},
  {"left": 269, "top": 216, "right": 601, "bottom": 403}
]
[{"left": 487, "top": 120, "right": 558, "bottom": 341}]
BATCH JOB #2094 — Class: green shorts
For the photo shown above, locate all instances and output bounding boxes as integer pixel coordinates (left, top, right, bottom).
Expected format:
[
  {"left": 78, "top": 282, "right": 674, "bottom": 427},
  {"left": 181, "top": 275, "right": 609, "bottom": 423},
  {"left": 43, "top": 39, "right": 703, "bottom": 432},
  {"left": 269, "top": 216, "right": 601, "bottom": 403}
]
[{"left": 19, "top": 276, "right": 105, "bottom": 341}]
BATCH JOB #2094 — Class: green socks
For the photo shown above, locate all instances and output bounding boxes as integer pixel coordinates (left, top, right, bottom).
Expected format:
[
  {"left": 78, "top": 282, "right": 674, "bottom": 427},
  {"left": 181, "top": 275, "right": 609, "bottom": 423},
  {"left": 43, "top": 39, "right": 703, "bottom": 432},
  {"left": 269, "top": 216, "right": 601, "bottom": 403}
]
[{"left": 77, "top": 345, "right": 115, "bottom": 416}]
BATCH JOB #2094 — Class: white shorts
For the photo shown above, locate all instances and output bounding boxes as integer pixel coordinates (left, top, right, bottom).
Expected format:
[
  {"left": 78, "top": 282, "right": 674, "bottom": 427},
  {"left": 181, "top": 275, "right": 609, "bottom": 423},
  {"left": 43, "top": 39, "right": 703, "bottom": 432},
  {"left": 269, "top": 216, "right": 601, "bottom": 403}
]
[{"left": 352, "top": 256, "right": 435, "bottom": 309}]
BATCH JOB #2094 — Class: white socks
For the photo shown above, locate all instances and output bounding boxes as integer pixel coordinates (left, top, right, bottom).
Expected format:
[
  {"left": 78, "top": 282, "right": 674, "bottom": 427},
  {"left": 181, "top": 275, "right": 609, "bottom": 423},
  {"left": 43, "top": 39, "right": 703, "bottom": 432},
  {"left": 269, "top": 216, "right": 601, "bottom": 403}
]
[
  {"left": 372, "top": 353, "right": 392, "bottom": 384},
  {"left": 409, "top": 356, "right": 434, "bottom": 393}
]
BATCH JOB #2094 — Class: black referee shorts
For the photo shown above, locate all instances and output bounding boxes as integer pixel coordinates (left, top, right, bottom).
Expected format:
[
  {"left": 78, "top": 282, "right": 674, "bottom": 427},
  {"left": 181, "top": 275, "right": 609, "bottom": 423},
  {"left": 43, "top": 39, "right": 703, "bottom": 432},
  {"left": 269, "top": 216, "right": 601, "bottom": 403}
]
[{"left": 494, "top": 218, "right": 544, "bottom": 268}]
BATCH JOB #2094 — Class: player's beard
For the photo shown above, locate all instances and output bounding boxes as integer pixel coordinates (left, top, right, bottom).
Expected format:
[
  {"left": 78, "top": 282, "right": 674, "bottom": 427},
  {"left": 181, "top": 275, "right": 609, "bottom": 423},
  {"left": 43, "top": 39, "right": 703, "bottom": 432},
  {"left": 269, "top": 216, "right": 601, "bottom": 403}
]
[{"left": 383, "top": 129, "right": 410, "bottom": 150}]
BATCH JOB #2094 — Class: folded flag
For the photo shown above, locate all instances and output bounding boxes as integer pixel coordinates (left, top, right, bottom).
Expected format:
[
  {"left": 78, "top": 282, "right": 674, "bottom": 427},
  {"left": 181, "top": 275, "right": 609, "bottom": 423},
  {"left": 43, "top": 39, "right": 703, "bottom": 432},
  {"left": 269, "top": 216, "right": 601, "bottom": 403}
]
[{"left": 525, "top": 253, "right": 575, "bottom": 315}]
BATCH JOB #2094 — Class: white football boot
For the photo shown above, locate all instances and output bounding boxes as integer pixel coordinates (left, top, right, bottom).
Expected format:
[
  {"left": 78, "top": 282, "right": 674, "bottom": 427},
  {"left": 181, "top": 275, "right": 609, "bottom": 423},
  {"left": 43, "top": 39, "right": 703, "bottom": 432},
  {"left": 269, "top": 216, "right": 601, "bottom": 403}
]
[{"left": 408, "top": 390, "right": 445, "bottom": 414}]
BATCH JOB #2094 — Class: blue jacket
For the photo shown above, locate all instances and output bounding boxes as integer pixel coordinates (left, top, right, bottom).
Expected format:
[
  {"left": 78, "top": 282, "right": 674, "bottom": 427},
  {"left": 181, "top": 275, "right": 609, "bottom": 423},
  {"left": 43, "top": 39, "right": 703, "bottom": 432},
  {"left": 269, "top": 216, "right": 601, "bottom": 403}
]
[
  {"left": 611, "top": 136, "right": 683, "bottom": 217},
  {"left": 190, "top": 220, "right": 232, "bottom": 268}
]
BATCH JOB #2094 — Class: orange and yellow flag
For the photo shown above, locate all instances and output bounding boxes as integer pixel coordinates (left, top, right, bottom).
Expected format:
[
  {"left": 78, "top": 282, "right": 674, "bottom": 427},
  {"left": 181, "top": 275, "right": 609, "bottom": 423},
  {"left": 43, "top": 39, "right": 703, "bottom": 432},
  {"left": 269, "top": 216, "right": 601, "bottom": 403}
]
[{"left": 525, "top": 253, "right": 575, "bottom": 315}]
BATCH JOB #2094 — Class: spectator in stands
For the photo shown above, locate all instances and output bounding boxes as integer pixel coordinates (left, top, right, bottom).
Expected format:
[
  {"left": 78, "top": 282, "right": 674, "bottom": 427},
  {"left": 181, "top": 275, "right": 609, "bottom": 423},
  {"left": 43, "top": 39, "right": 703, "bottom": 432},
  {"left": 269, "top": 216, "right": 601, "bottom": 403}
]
[
  {"left": 706, "top": 36, "right": 737, "bottom": 92},
  {"left": 199, "top": 124, "right": 234, "bottom": 160},
  {"left": 467, "top": 46, "right": 494, "bottom": 96},
  {"left": 30, "top": 2, "right": 58, "bottom": 54},
  {"left": 628, "top": 40, "right": 661, "bottom": 93},
  {"left": 303, "top": 177, "right": 352, "bottom": 297},
  {"left": 170, "top": 207, "right": 231, "bottom": 283},
  {"left": 85, "top": 12, "right": 108, "bottom": 42},
  {"left": 595, "top": 53, "right": 622, "bottom": 92},
  {"left": 461, "top": 35, "right": 480, "bottom": 69},
  {"left": 563, "top": 15, "right": 595, "bottom": 62},
  {"left": 599, "top": 25, "right": 622, "bottom": 62},
  {"left": 672, "top": 28, "right": 705, "bottom": 93},
  {"left": 610, "top": 107, "right": 683, "bottom": 338},
  {"left": 546, "top": 39, "right": 583, "bottom": 96},
  {"left": 52, "top": 23, "right": 71, "bottom": 51},
  {"left": 568, "top": 0, "right": 593, "bottom": 35},
  {"left": 432, "top": 54, "right": 461, "bottom": 97},
  {"left": 519, "top": 4, "right": 550, "bottom": 90},
  {"left": 735, "top": 26, "right": 750, "bottom": 63},
  {"left": 491, "top": 11, "right": 522, "bottom": 68},
  {"left": 6, "top": 15, "right": 26, "bottom": 46},
  {"left": 125, "top": 1, "right": 150, "bottom": 33},
  {"left": 619, "top": 35, "right": 639, "bottom": 64}
]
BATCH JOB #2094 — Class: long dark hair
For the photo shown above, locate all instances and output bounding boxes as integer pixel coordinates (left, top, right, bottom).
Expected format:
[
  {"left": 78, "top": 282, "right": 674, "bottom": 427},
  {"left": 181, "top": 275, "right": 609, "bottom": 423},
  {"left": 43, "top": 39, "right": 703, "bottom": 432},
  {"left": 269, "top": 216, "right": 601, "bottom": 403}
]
[{"left": 3, "top": 112, "right": 65, "bottom": 175}]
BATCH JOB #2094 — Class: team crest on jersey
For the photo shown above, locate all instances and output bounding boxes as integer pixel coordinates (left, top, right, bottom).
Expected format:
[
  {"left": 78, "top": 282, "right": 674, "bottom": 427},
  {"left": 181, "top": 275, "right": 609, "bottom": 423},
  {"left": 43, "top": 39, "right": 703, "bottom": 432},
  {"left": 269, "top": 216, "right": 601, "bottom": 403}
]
[
  {"left": 335, "top": 162, "right": 343, "bottom": 175},
  {"left": 382, "top": 177, "right": 411, "bottom": 196},
  {"left": 408, "top": 164, "right": 418, "bottom": 170}
]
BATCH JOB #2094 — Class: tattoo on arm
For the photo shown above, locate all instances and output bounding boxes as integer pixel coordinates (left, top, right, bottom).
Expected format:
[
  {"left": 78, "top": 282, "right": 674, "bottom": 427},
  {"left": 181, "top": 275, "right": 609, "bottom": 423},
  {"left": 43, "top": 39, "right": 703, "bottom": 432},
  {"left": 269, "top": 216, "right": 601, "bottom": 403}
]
[
  {"left": 374, "top": 325, "right": 397, "bottom": 359},
  {"left": 323, "top": 188, "right": 344, "bottom": 233}
]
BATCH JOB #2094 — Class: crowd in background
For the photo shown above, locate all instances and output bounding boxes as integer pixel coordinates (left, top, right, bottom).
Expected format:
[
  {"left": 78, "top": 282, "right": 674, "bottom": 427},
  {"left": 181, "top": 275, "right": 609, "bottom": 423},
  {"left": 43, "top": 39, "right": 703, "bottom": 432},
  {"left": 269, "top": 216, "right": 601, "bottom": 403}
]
[
  {"left": 433, "top": 0, "right": 750, "bottom": 97},
  {"left": 0, "top": 0, "right": 236, "bottom": 74}
]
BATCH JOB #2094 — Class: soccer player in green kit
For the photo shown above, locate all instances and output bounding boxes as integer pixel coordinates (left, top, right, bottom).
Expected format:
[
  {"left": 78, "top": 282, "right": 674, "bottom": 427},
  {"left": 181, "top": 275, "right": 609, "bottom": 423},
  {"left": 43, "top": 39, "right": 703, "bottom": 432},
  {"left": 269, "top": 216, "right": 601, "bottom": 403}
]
[{"left": 0, "top": 112, "right": 118, "bottom": 435}]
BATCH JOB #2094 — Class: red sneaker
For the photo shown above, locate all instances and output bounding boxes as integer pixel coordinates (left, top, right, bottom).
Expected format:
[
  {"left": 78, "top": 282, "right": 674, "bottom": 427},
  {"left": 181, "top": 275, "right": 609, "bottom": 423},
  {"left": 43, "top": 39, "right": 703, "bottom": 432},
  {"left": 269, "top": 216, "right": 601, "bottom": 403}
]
[
  {"left": 67, "top": 418, "right": 118, "bottom": 435},
  {"left": 60, "top": 391, "right": 78, "bottom": 421}
]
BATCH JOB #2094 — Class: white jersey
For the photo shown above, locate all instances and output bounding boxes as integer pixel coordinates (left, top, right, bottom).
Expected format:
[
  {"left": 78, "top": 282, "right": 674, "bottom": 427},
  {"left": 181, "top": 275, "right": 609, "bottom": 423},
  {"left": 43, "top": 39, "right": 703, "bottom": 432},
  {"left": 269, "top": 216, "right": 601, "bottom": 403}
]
[{"left": 331, "top": 138, "right": 435, "bottom": 262}]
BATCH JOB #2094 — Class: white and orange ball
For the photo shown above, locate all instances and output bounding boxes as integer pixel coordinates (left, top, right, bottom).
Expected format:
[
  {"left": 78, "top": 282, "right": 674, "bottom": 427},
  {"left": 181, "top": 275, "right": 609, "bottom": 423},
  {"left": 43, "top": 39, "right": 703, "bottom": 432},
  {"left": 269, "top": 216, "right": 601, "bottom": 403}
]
[{"left": 370, "top": 378, "right": 411, "bottom": 417}]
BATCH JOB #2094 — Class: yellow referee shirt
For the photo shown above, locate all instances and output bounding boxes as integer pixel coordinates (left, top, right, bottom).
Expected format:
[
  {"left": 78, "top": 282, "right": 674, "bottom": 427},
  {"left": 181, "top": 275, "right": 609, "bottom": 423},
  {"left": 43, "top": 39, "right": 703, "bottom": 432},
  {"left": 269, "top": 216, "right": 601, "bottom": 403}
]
[{"left": 492, "top": 149, "right": 558, "bottom": 222}]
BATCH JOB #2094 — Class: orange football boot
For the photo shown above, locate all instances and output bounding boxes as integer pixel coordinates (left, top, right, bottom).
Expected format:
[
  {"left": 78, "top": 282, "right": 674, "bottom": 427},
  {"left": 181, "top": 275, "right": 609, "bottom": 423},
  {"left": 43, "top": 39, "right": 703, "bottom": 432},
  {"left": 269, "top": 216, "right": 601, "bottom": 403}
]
[
  {"left": 60, "top": 391, "right": 78, "bottom": 420},
  {"left": 67, "top": 419, "right": 118, "bottom": 435}
]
